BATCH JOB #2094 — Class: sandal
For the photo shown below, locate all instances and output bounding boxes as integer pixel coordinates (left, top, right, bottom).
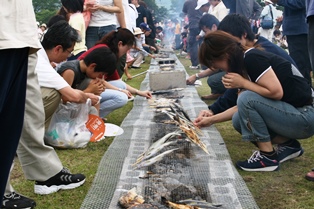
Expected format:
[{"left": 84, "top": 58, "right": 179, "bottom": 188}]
[{"left": 305, "top": 168, "right": 314, "bottom": 181}]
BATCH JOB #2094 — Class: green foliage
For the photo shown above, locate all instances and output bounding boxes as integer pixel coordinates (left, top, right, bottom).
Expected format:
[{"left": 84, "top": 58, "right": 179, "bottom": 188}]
[
  {"left": 143, "top": 0, "right": 158, "bottom": 11},
  {"left": 35, "top": 9, "right": 58, "bottom": 24},
  {"left": 32, "top": 0, "right": 61, "bottom": 13},
  {"left": 32, "top": 0, "right": 61, "bottom": 24}
]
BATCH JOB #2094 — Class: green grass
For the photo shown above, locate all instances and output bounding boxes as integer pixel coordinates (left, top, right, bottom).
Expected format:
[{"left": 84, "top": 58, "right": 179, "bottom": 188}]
[{"left": 10, "top": 56, "right": 314, "bottom": 209}]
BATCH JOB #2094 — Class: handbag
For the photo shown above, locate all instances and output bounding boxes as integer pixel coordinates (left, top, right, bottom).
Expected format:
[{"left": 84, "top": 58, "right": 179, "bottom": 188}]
[{"left": 260, "top": 5, "right": 274, "bottom": 29}]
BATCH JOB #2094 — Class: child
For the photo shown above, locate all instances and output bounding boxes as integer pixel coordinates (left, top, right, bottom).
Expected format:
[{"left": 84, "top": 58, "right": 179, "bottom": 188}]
[
  {"left": 129, "top": 27, "right": 155, "bottom": 68},
  {"left": 57, "top": 47, "right": 117, "bottom": 115}
]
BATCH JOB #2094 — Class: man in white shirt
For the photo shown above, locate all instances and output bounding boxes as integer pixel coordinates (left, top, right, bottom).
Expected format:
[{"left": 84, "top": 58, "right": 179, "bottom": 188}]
[{"left": 4, "top": 20, "right": 99, "bottom": 208}]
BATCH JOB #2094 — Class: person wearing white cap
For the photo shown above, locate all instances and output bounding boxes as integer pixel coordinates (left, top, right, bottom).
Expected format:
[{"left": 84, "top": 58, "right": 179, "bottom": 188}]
[
  {"left": 129, "top": 27, "right": 155, "bottom": 68},
  {"left": 258, "top": 0, "right": 278, "bottom": 41},
  {"left": 195, "top": 0, "right": 210, "bottom": 11}
]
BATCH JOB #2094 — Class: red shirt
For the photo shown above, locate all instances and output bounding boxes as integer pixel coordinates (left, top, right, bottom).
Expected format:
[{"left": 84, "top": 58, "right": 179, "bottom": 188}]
[{"left": 78, "top": 44, "right": 120, "bottom": 81}]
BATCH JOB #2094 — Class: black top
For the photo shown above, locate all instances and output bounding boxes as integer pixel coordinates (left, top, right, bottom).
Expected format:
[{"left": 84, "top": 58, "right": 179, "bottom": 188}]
[
  {"left": 244, "top": 48, "right": 312, "bottom": 107},
  {"left": 136, "top": 5, "right": 147, "bottom": 27},
  {"left": 56, "top": 60, "right": 86, "bottom": 89}
]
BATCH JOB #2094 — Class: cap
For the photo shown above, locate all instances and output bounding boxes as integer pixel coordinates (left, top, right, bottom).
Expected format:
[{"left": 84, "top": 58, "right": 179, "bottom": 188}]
[
  {"left": 40, "top": 23, "right": 47, "bottom": 28},
  {"left": 139, "top": 22, "right": 151, "bottom": 31},
  {"left": 265, "top": 0, "right": 273, "bottom": 3},
  {"left": 133, "top": 27, "right": 144, "bottom": 35},
  {"left": 195, "top": 0, "right": 209, "bottom": 10}
]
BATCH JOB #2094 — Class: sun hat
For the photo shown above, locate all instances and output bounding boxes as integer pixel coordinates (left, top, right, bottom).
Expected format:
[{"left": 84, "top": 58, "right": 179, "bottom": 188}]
[
  {"left": 133, "top": 27, "right": 144, "bottom": 35},
  {"left": 139, "top": 22, "right": 151, "bottom": 31},
  {"left": 195, "top": 0, "right": 209, "bottom": 10},
  {"left": 40, "top": 23, "right": 47, "bottom": 28}
]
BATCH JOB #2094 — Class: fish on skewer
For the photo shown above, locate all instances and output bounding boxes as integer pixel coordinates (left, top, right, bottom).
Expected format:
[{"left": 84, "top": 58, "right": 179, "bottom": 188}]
[
  {"left": 178, "top": 199, "right": 223, "bottom": 208},
  {"left": 136, "top": 131, "right": 181, "bottom": 161},
  {"left": 133, "top": 148, "right": 179, "bottom": 169},
  {"left": 180, "top": 124, "right": 209, "bottom": 155},
  {"left": 134, "top": 140, "right": 177, "bottom": 165}
]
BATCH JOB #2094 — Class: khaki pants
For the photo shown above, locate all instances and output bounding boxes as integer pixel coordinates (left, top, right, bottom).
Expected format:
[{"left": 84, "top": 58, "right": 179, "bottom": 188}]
[{"left": 6, "top": 53, "right": 63, "bottom": 193}]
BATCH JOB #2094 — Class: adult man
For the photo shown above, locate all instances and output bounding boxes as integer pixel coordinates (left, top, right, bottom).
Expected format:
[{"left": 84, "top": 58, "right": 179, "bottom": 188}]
[
  {"left": 131, "top": 0, "right": 147, "bottom": 27},
  {"left": 4, "top": 21, "right": 99, "bottom": 208},
  {"left": 183, "top": 0, "right": 203, "bottom": 69},
  {"left": 222, "top": 0, "right": 262, "bottom": 20},
  {"left": 0, "top": 0, "right": 40, "bottom": 207},
  {"left": 186, "top": 14, "right": 226, "bottom": 100},
  {"left": 271, "top": 0, "right": 312, "bottom": 84},
  {"left": 258, "top": 0, "right": 278, "bottom": 41}
]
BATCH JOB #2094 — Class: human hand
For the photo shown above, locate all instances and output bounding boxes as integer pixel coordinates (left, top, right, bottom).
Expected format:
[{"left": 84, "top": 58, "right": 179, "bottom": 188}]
[
  {"left": 222, "top": 73, "right": 245, "bottom": 89},
  {"left": 87, "top": 79, "right": 105, "bottom": 95},
  {"left": 88, "top": 4, "right": 102, "bottom": 12},
  {"left": 121, "top": 89, "right": 133, "bottom": 98},
  {"left": 138, "top": 90, "right": 152, "bottom": 99},
  {"left": 186, "top": 75, "right": 197, "bottom": 85},
  {"left": 85, "top": 93, "right": 101, "bottom": 106},
  {"left": 197, "top": 109, "right": 214, "bottom": 118},
  {"left": 193, "top": 116, "right": 215, "bottom": 128}
]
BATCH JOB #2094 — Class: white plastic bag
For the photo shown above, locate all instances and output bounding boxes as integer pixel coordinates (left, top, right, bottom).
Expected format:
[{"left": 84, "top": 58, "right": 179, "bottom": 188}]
[{"left": 44, "top": 99, "right": 92, "bottom": 148}]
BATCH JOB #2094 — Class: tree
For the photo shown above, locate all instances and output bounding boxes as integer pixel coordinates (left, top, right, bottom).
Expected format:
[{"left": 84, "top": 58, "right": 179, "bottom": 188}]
[{"left": 32, "top": 0, "right": 61, "bottom": 23}]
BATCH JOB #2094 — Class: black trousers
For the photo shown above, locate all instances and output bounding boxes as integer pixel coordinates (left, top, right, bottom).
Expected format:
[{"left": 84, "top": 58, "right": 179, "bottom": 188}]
[
  {"left": 286, "top": 34, "right": 312, "bottom": 84},
  {"left": 0, "top": 48, "right": 29, "bottom": 199}
]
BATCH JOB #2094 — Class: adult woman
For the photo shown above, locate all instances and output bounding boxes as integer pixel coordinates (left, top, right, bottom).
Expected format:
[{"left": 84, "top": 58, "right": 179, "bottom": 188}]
[
  {"left": 61, "top": 0, "right": 88, "bottom": 60},
  {"left": 197, "top": 30, "right": 314, "bottom": 172},
  {"left": 85, "top": 0, "right": 123, "bottom": 49},
  {"left": 79, "top": 28, "right": 152, "bottom": 118}
]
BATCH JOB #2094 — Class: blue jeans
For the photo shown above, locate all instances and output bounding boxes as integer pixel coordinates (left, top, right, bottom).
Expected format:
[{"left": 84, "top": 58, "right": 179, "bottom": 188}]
[
  {"left": 188, "top": 28, "right": 201, "bottom": 66},
  {"left": 99, "top": 80, "right": 128, "bottom": 117},
  {"left": 207, "top": 71, "right": 226, "bottom": 94},
  {"left": 232, "top": 91, "right": 314, "bottom": 142},
  {"left": 85, "top": 25, "right": 116, "bottom": 49}
]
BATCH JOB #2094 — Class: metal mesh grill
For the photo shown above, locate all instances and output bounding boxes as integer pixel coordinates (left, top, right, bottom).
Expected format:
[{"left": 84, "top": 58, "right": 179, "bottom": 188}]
[{"left": 80, "top": 55, "right": 259, "bottom": 209}]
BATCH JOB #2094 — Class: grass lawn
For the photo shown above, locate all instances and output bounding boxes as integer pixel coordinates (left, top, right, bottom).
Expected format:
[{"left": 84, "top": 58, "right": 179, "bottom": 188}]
[{"left": 10, "top": 55, "right": 314, "bottom": 209}]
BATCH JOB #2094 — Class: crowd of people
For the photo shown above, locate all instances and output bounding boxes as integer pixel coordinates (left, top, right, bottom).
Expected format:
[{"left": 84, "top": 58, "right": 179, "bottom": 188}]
[{"left": 1, "top": 0, "right": 314, "bottom": 208}]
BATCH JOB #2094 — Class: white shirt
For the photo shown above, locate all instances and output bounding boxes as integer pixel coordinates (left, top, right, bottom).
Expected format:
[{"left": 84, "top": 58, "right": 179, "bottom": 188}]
[
  {"left": 36, "top": 45, "right": 70, "bottom": 90},
  {"left": 89, "top": 0, "right": 117, "bottom": 27},
  {"left": 128, "top": 3, "right": 138, "bottom": 31},
  {"left": 0, "top": 0, "right": 40, "bottom": 51}
]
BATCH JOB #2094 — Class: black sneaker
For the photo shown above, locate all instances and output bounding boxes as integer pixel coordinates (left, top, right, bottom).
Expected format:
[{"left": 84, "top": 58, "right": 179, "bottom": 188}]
[
  {"left": 34, "top": 168, "right": 86, "bottom": 195},
  {"left": 276, "top": 145, "right": 304, "bottom": 163},
  {"left": 236, "top": 151, "right": 279, "bottom": 172},
  {"left": 2, "top": 192, "right": 36, "bottom": 209}
]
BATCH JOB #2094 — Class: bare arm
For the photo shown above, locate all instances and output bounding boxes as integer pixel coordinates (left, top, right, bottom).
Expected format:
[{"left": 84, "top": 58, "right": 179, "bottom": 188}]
[
  {"left": 186, "top": 68, "right": 219, "bottom": 85},
  {"left": 115, "top": 0, "right": 126, "bottom": 27},
  {"left": 222, "top": 69, "right": 283, "bottom": 100},
  {"left": 194, "top": 106, "right": 238, "bottom": 127},
  {"left": 59, "top": 86, "right": 88, "bottom": 103}
]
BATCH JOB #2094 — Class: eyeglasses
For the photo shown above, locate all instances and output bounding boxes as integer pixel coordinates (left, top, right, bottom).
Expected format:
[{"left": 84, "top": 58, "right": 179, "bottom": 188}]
[{"left": 65, "top": 48, "right": 73, "bottom": 57}]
